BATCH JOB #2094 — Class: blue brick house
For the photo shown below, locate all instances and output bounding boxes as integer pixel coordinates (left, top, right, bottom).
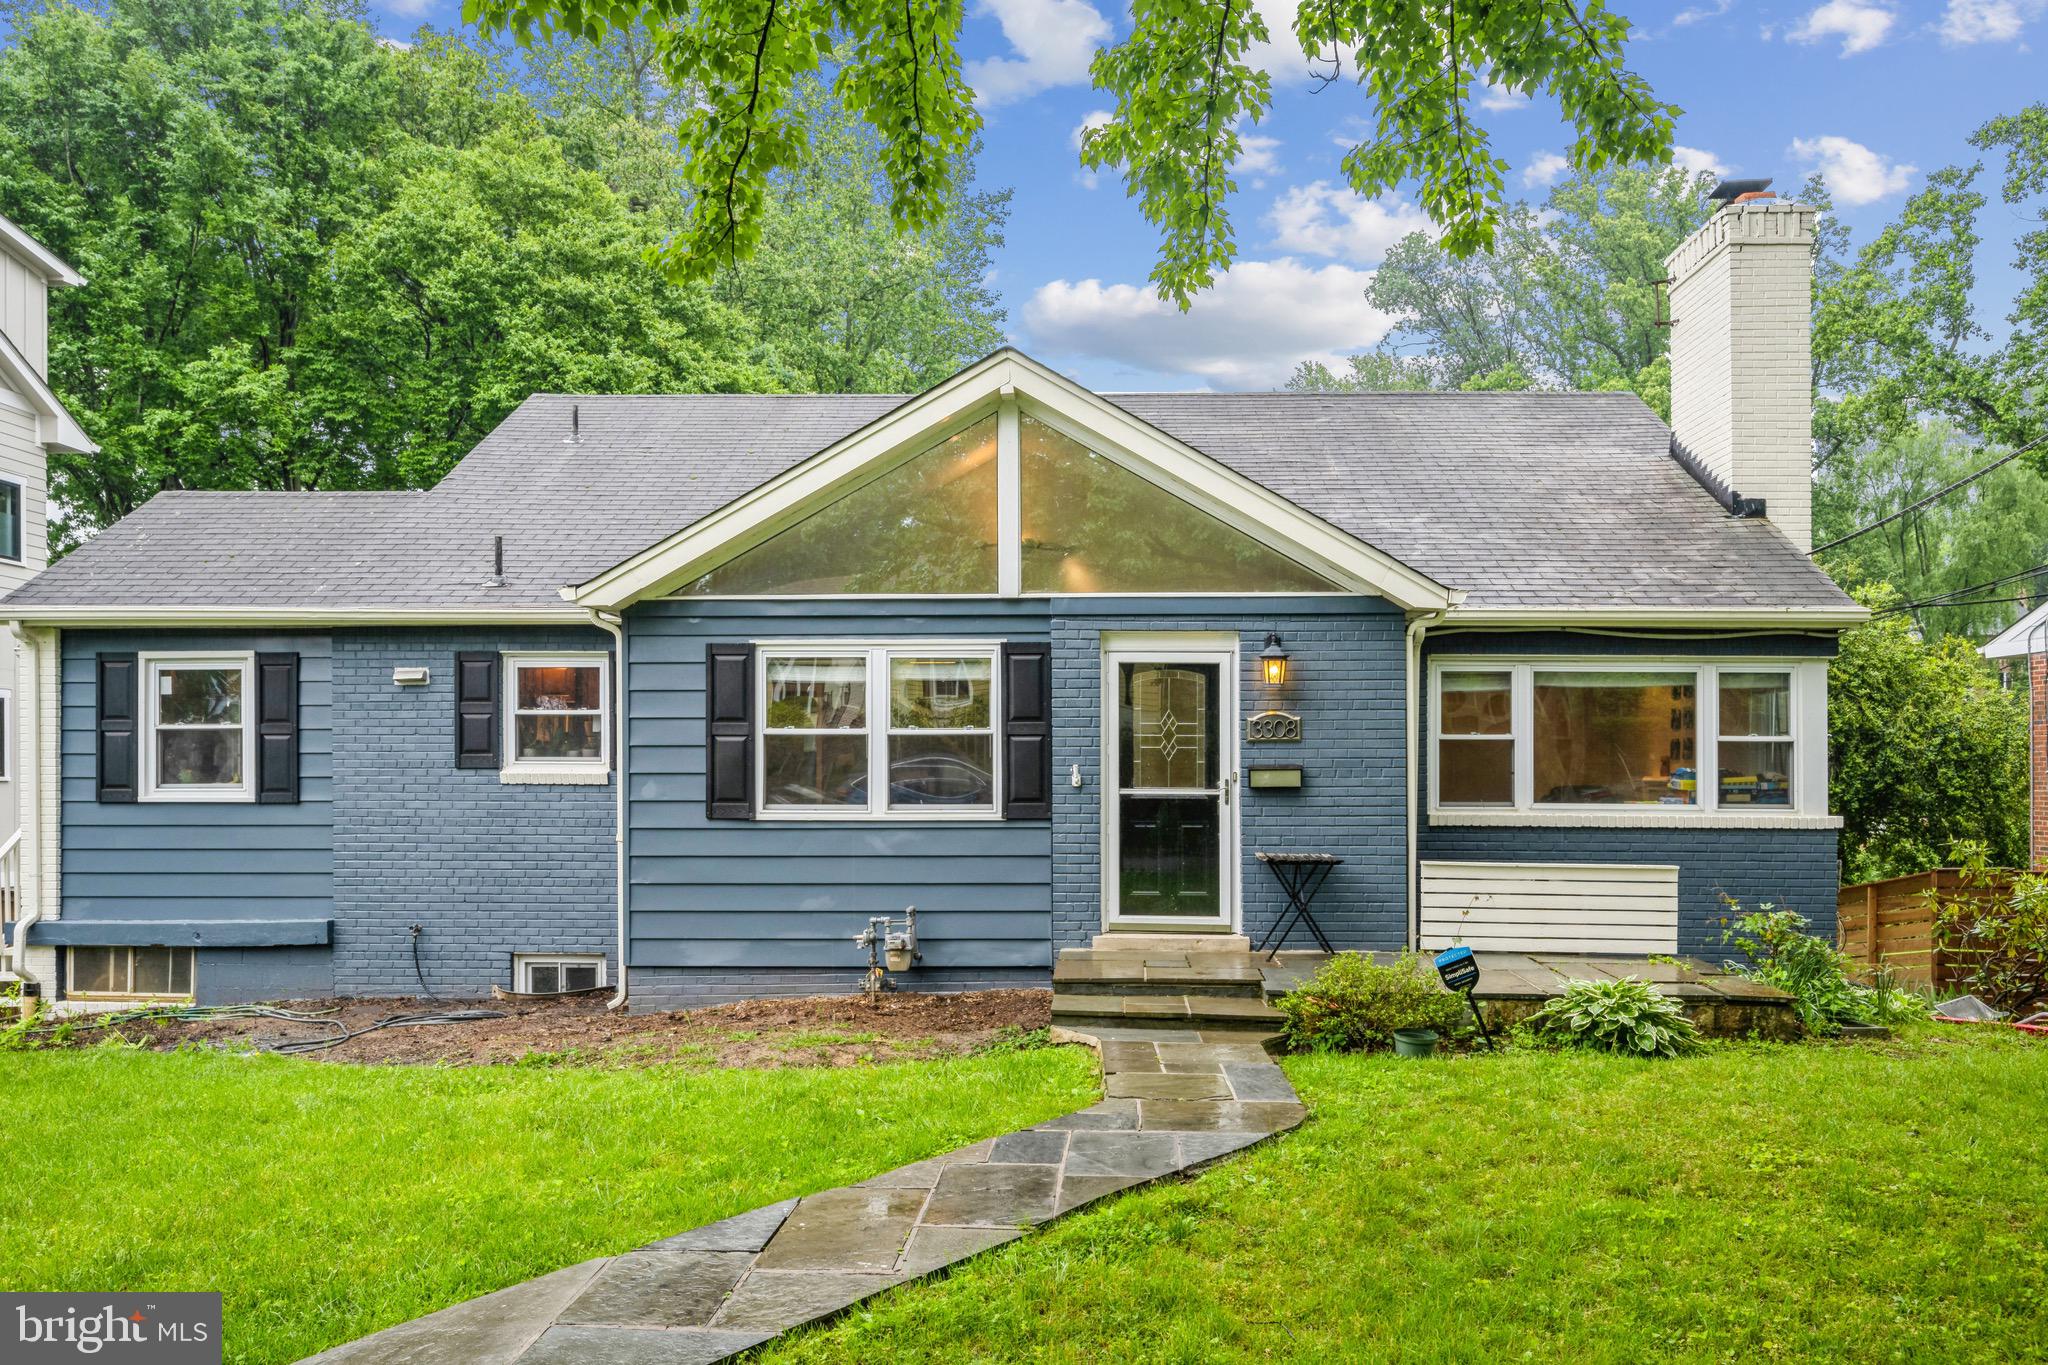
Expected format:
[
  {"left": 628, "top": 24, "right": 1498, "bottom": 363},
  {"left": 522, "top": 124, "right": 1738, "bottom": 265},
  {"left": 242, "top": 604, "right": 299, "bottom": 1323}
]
[{"left": 0, "top": 197, "right": 1864, "bottom": 1009}]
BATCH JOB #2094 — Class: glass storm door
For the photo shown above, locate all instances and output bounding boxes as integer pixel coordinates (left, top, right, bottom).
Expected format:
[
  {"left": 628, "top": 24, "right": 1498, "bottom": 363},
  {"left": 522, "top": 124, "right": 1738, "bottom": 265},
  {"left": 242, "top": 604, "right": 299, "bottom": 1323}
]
[{"left": 1105, "top": 651, "right": 1235, "bottom": 927}]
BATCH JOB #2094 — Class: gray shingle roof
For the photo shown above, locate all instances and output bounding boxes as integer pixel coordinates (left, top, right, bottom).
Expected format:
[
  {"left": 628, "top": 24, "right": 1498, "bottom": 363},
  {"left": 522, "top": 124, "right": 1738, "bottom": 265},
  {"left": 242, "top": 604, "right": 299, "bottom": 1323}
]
[{"left": 5, "top": 388, "right": 1854, "bottom": 614}]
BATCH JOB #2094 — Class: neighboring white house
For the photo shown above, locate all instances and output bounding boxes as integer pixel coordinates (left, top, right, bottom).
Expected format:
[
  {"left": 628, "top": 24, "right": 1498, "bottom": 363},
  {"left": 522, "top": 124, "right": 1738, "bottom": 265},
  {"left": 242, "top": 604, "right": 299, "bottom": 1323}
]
[{"left": 0, "top": 213, "right": 94, "bottom": 922}]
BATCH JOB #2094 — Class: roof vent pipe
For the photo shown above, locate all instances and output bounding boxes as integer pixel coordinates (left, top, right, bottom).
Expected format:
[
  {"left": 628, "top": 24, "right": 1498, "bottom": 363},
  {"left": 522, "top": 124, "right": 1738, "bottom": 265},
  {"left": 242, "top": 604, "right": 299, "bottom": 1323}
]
[
  {"left": 567, "top": 403, "right": 582, "bottom": 445},
  {"left": 481, "top": 534, "right": 505, "bottom": 589}
]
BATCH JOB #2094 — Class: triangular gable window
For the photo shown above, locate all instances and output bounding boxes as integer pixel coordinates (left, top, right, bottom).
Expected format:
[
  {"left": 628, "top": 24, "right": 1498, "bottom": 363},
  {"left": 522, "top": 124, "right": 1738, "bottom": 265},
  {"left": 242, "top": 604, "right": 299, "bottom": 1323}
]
[
  {"left": 678, "top": 404, "right": 1341, "bottom": 597},
  {"left": 684, "top": 415, "right": 998, "bottom": 595},
  {"left": 1018, "top": 416, "right": 1339, "bottom": 593}
]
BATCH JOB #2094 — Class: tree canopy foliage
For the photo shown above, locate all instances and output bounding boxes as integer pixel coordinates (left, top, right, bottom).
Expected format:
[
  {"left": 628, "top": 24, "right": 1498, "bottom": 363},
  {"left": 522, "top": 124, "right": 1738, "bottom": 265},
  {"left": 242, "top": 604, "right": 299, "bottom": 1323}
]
[
  {"left": 0, "top": 0, "right": 1006, "bottom": 547},
  {"left": 463, "top": 0, "right": 1676, "bottom": 305},
  {"left": 1829, "top": 586, "right": 2031, "bottom": 883},
  {"left": 1289, "top": 164, "right": 1710, "bottom": 416}
]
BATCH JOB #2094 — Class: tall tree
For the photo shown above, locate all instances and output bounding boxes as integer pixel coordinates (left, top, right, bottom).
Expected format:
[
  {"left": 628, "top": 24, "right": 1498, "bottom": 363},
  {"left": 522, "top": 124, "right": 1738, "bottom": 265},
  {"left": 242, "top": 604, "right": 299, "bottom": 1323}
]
[
  {"left": 1290, "top": 164, "right": 1711, "bottom": 414},
  {"left": 0, "top": 0, "right": 1008, "bottom": 545},
  {"left": 464, "top": 0, "right": 1677, "bottom": 304},
  {"left": 1812, "top": 104, "right": 2048, "bottom": 470}
]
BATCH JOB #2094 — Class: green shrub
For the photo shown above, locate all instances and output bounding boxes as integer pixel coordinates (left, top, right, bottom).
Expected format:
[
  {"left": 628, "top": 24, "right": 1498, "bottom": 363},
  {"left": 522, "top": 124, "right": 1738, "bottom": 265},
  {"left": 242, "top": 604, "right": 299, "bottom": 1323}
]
[
  {"left": 1526, "top": 977, "right": 1702, "bottom": 1058},
  {"left": 1717, "top": 904, "right": 1924, "bottom": 1034},
  {"left": 1275, "top": 951, "right": 1467, "bottom": 1054},
  {"left": 1929, "top": 843, "right": 2048, "bottom": 1015}
]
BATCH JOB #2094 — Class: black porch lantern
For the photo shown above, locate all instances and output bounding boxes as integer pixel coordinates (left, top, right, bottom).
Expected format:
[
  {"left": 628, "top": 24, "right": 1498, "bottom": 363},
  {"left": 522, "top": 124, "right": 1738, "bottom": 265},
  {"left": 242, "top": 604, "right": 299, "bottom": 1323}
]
[{"left": 1260, "top": 632, "right": 1289, "bottom": 686}]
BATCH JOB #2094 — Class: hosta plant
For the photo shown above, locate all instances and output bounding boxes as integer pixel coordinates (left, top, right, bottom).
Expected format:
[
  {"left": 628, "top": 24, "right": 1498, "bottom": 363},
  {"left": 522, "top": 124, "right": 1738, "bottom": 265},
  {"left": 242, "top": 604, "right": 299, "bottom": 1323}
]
[{"left": 1526, "top": 977, "right": 1702, "bottom": 1058}]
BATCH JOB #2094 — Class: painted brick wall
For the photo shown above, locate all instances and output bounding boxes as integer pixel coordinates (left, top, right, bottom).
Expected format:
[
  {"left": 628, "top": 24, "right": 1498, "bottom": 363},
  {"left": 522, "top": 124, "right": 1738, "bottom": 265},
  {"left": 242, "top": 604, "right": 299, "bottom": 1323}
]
[
  {"left": 194, "top": 946, "right": 335, "bottom": 1005},
  {"left": 1419, "top": 824, "right": 1841, "bottom": 956},
  {"left": 1051, "top": 599, "right": 1409, "bottom": 952},
  {"left": 629, "top": 967, "right": 1048, "bottom": 1011},
  {"left": 329, "top": 626, "right": 617, "bottom": 996},
  {"left": 1418, "top": 630, "right": 1844, "bottom": 955}
]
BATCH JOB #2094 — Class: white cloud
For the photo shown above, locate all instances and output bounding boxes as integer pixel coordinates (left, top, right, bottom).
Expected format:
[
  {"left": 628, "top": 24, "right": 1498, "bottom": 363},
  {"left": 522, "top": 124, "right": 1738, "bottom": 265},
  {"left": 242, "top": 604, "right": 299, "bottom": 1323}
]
[
  {"left": 380, "top": 0, "right": 433, "bottom": 16},
  {"left": 1022, "top": 259, "right": 1398, "bottom": 388},
  {"left": 1479, "top": 80, "right": 1530, "bottom": 112},
  {"left": 1522, "top": 151, "right": 1570, "bottom": 188},
  {"left": 1674, "top": 0, "right": 1735, "bottom": 24},
  {"left": 1788, "top": 135, "right": 1915, "bottom": 205},
  {"left": 1939, "top": 0, "right": 2044, "bottom": 42},
  {"left": 1787, "top": 0, "right": 1897, "bottom": 54},
  {"left": 967, "top": 0, "right": 1114, "bottom": 106},
  {"left": 1671, "top": 144, "right": 1731, "bottom": 177},
  {"left": 1070, "top": 110, "right": 1113, "bottom": 189},
  {"left": 1267, "top": 182, "right": 1432, "bottom": 263},
  {"left": 1233, "top": 134, "right": 1283, "bottom": 179}
]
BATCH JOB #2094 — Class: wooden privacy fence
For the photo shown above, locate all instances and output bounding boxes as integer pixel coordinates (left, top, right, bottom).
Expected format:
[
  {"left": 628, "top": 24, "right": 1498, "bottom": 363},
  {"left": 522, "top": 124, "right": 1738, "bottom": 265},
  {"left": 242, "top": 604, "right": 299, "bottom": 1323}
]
[{"left": 1837, "top": 868, "right": 2015, "bottom": 989}]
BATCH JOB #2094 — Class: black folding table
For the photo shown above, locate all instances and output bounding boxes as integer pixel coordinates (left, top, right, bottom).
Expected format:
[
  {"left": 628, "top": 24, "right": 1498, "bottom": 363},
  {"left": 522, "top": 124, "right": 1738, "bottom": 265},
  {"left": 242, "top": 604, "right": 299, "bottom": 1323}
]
[{"left": 1252, "top": 851, "right": 1342, "bottom": 958}]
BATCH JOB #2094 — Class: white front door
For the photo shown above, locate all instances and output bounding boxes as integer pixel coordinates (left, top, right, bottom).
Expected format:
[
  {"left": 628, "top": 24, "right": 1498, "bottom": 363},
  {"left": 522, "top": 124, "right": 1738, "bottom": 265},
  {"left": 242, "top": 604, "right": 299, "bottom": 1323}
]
[{"left": 1101, "top": 643, "right": 1237, "bottom": 930}]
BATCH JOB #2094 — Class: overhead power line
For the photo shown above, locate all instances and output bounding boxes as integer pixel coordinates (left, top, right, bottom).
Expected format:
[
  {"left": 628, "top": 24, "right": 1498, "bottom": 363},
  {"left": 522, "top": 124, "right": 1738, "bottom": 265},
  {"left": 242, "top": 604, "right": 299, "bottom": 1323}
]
[
  {"left": 1809, "top": 434, "right": 2046, "bottom": 558},
  {"left": 1873, "top": 564, "right": 2048, "bottom": 618}
]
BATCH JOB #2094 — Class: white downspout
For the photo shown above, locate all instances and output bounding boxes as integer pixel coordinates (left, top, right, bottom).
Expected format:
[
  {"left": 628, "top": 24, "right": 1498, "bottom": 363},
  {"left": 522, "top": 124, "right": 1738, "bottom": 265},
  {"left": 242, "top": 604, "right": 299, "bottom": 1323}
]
[
  {"left": 1405, "top": 609, "right": 1445, "bottom": 948},
  {"left": 586, "top": 609, "right": 630, "bottom": 1011},
  {"left": 7, "top": 623, "right": 42, "bottom": 995}
]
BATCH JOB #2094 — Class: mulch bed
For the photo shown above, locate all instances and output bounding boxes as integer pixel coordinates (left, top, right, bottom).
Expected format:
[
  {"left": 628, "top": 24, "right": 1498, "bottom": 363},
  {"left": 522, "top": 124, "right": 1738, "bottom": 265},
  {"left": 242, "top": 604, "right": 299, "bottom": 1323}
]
[{"left": 73, "top": 989, "right": 1053, "bottom": 1069}]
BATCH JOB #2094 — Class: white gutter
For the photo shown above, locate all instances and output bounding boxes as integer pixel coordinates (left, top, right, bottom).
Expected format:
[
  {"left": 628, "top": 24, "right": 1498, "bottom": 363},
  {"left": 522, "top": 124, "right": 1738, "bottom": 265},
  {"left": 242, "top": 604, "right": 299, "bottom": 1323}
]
[
  {"left": 1441, "top": 606, "right": 1870, "bottom": 628},
  {"left": 585, "top": 608, "right": 631, "bottom": 1012},
  {"left": 2, "top": 606, "right": 593, "bottom": 628},
  {"left": 7, "top": 625, "right": 42, "bottom": 995},
  {"left": 1404, "top": 607, "right": 1446, "bottom": 948}
]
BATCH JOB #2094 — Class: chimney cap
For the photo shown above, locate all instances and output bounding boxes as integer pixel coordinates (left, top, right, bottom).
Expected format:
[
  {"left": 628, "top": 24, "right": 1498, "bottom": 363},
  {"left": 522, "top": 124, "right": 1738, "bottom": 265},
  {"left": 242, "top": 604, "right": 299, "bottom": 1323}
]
[{"left": 1708, "top": 176, "right": 1774, "bottom": 203}]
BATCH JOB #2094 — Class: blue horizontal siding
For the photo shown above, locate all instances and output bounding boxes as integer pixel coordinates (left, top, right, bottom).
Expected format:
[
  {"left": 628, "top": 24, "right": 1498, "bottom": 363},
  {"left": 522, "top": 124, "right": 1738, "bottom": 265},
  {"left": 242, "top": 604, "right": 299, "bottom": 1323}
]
[
  {"left": 623, "top": 600, "right": 1054, "bottom": 975},
  {"left": 60, "top": 631, "right": 336, "bottom": 930}
]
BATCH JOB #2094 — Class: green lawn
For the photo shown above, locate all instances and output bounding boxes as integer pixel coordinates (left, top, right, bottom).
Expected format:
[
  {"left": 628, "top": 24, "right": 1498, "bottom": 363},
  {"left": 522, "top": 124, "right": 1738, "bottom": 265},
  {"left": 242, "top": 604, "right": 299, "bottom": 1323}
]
[
  {"left": 765, "top": 1027, "right": 2048, "bottom": 1364},
  {"left": 0, "top": 1043, "right": 1096, "bottom": 1365}
]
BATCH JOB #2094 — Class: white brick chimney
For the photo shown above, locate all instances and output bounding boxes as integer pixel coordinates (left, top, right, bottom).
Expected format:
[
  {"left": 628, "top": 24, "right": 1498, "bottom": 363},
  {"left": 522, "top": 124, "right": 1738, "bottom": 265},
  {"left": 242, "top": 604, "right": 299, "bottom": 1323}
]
[{"left": 1664, "top": 195, "right": 1816, "bottom": 552}]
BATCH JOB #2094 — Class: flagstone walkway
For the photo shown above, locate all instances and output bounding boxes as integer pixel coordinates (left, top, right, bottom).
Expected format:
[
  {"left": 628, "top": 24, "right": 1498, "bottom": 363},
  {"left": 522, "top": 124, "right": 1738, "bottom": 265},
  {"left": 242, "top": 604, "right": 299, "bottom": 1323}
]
[{"left": 302, "top": 1026, "right": 1305, "bottom": 1365}]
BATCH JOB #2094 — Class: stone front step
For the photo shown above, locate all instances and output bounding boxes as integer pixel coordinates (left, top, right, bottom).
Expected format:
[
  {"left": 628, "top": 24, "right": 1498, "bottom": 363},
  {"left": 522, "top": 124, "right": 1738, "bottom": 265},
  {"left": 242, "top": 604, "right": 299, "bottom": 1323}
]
[
  {"left": 1056, "top": 946, "right": 1281, "bottom": 1002},
  {"left": 1050, "top": 991, "right": 1286, "bottom": 1034},
  {"left": 1090, "top": 932, "right": 1252, "bottom": 953}
]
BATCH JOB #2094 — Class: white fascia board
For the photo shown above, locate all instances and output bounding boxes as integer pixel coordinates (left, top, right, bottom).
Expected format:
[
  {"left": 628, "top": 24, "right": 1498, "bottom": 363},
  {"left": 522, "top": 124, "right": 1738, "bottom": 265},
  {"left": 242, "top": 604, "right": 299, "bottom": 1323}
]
[
  {"left": 0, "top": 330, "right": 96, "bottom": 453},
  {"left": 0, "top": 214, "right": 85, "bottom": 287},
  {"left": 568, "top": 347, "right": 1458, "bottom": 613},
  {"left": 2, "top": 606, "right": 593, "bottom": 627},
  {"left": 1981, "top": 601, "right": 2048, "bottom": 659},
  {"left": 1440, "top": 604, "right": 1871, "bottom": 629}
]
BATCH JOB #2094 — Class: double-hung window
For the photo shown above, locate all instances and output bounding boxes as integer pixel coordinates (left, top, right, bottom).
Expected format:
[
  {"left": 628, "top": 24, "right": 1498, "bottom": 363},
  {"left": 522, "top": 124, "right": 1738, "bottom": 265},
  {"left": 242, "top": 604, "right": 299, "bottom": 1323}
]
[
  {"left": 758, "top": 645, "right": 999, "bottom": 817},
  {"left": 0, "top": 475, "right": 22, "bottom": 564},
  {"left": 1432, "top": 661, "right": 1813, "bottom": 818},
  {"left": 141, "top": 653, "right": 254, "bottom": 801},
  {"left": 503, "top": 654, "right": 610, "bottom": 777}
]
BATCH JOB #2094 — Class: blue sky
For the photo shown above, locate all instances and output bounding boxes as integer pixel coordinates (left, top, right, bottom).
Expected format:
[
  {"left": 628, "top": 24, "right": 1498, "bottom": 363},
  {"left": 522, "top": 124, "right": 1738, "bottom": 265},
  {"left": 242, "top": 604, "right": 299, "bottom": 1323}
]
[{"left": 372, "top": 0, "right": 2045, "bottom": 390}]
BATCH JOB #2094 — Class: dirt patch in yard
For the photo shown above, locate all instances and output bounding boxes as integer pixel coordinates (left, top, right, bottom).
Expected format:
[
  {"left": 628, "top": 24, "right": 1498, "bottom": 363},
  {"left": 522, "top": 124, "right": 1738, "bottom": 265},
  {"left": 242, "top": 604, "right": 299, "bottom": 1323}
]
[{"left": 72, "top": 990, "right": 1054, "bottom": 1069}]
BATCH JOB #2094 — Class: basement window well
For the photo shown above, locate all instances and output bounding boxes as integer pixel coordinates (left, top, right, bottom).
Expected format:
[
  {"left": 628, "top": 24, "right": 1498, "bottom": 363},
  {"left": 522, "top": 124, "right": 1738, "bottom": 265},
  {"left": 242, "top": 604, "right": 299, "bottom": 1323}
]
[{"left": 515, "top": 954, "right": 605, "bottom": 995}]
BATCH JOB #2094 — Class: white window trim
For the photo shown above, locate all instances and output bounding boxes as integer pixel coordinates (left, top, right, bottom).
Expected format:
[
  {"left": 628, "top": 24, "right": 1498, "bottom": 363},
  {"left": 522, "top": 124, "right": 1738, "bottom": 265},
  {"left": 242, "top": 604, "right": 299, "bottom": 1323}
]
[
  {"left": 0, "top": 471, "right": 23, "bottom": 565},
  {"left": 514, "top": 953, "right": 607, "bottom": 992},
  {"left": 755, "top": 640, "right": 1003, "bottom": 821},
  {"left": 139, "top": 651, "right": 256, "bottom": 803},
  {"left": 0, "top": 685, "right": 11, "bottom": 784},
  {"left": 66, "top": 945, "right": 197, "bottom": 1001},
  {"left": 1426, "top": 657, "right": 1836, "bottom": 827},
  {"left": 501, "top": 652, "right": 611, "bottom": 783}
]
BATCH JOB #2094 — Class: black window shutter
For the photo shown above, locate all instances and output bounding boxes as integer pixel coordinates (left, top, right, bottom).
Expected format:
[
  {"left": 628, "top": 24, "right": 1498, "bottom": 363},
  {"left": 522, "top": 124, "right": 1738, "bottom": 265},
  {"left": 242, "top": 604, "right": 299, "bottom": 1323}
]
[
  {"left": 255, "top": 652, "right": 300, "bottom": 804},
  {"left": 96, "top": 652, "right": 139, "bottom": 803},
  {"left": 1002, "top": 642, "right": 1053, "bottom": 819},
  {"left": 455, "top": 652, "right": 500, "bottom": 769},
  {"left": 705, "top": 643, "right": 753, "bottom": 820}
]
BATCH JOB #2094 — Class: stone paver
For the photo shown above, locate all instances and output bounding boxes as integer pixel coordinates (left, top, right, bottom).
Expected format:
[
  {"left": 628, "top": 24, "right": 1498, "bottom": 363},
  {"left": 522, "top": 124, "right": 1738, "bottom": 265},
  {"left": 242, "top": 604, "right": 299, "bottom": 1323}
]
[{"left": 299, "top": 997, "right": 1305, "bottom": 1364}]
